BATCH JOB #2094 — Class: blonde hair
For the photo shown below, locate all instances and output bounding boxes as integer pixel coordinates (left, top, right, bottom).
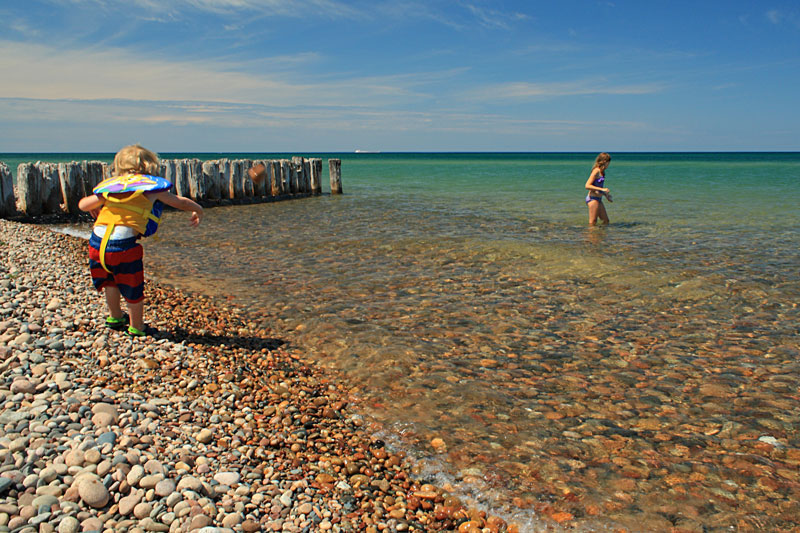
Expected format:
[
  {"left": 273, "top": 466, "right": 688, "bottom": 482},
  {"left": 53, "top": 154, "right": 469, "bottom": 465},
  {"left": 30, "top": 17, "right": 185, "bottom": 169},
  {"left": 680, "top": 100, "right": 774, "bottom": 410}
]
[
  {"left": 593, "top": 152, "right": 611, "bottom": 171},
  {"left": 113, "top": 144, "right": 160, "bottom": 176}
]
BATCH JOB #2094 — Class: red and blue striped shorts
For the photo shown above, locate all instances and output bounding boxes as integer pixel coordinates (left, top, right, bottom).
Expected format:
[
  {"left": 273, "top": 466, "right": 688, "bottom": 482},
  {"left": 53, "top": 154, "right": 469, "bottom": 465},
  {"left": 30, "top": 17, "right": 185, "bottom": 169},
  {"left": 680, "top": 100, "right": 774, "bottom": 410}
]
[{"left": 88, "top": 233, "right": 145, "bottom": 303}]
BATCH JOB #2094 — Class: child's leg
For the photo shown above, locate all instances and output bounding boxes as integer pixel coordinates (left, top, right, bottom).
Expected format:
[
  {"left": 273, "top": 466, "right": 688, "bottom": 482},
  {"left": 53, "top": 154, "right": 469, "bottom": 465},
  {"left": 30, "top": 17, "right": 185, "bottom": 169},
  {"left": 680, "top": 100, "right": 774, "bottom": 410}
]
[
  {"left": 104, "top": 286, "right": 124, "bottom": 319},
  {"left": 588, "top": 200, "right": 600, "bottom": 225},
  {"left": 127, "top": 300, "right": 145, "bottom": 331},
  {"left": 597, "top": 202, "right": 609, "bottom": 224}
]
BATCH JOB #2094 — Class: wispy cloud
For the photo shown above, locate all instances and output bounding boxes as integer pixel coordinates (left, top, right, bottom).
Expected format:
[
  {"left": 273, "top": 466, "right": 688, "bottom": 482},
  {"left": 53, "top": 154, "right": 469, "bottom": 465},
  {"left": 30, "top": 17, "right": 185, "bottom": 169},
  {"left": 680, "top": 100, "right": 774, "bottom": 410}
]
[
  {"left": 766, "top": 9, "right": 783, "bottom": 24},
  {"left": 765, "top": 8, "right": 800, "bottom": 28},
  {"left": 51, "top": 0, "right": 365, "bottom": 18},
  {"left": 461, "top": 2, "right": 529, "bottom": 30},
  {"left": 0, "top": 95, "right": 646, "bottom": 137},
  {"left": 0, "top": 39, "right": 458, "bottom": 109},
  {"left": 460, "top": 79, "right": 664, "bottom": 102}
]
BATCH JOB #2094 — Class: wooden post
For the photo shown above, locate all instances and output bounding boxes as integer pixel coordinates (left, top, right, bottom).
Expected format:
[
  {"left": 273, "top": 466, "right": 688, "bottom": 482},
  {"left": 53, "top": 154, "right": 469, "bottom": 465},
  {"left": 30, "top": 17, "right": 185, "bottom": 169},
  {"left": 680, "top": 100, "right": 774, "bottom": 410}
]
[
  {"left": 40, "top": 163, "right": 62, "bottom": 213},
  {"left": 291, "top": 156, "right": 305, "bottom": 194},
  {"left": 0, "top": 163, "right": 15, "bottom": 217},
  {"left": 329, "top": 159, "right": 342, "bottom": 194},
  {"left": 17, "top": 163, "right": 42, "bottom": 216},
  {"left": 187, "top": 159, "right": 204, "bottom": 201},
  {"left": 269, "top": 161, "right": 280, "bottom": 196},
  {"left": 279, "top": 160, "right": 290, "bottom": 195},
  {"left": 236, "top": 160, "right": 251, "bottom": 198},
  {"left": 286, "top": 159, "right": 297, "bottom": 194},
  {"left": 173, "top": 159, "right": 190, "bottom": 198},
  {"left": 202, "top": 160, "right": 221, "bottom": 201},
  {"left": 163, "top": 159, "right": 176, "bottom": 193},
  {"left": 188, "top": 159, "right": 199, "bottom": 200},
  {"left": 303, "top": 158, "right": 311, "bottom": 194},
  {"left": 232, "top": 160, "right": 245, "bottom": 199},
  {"left": 309, "top": 158, "right": 322, "bottom": 195},
  {"left": 87, "top": 161, "right": 104, "bottom": 194},
  {"left": 214, "top": 159, "right": 228, "bottom": 200},
  {"left": 78, "top": 161, "right": 90, "bottom": 198},
  {"left": 58, "top": 162, "right": 82, "bottom": 214}
]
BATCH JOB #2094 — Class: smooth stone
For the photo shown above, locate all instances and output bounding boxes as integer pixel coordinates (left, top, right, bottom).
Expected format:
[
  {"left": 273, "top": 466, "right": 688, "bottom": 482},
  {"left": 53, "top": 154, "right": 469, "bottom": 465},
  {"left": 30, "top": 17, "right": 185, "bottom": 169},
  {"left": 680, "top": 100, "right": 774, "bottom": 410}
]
[
  {"left": 96, "top": 432, "right": 117, "bottom": 447},
  {"left": 139, "top": 517, "right": 169, "bottom": 532},
  {"left": 196, "top": 429, "right": 213, "bottom": 444},
  {"left": 64, "top": 450, "right": 84, "bottom": 468},
  {"left": 176, "top": 476, "right": 203, "bottom": 492},
  {"left": 83, "top": 448, "right": 101, "bottom": 464},
  {"left": 154, "top": 479, "right": 176, "bottom": 497},
  {"left": 222, "top": 513, "right": 242, "bottom": 528},
  {"left": 133, "top": 502, "right": 153, "bottom": 519},
  {"left": 31, "top": 495, "right": 59, "bottom": 509},
  {"left": 139, "top": 474, "right": 163, "bottom": 489},
  {"left": 78, "top": 480, "right": 109, "bottom": 508},
  {"left": 118, "top": 492, "right": 141, "bottom": 516},
  {"left": 143, "top": 459, "right": 164, "bottom": 475},
  {"left": 39, "top": 468, "right": 58, "bottom": 484},
  {"left": 213, "top": 472, "right": 240, "bottom": 486},
  {"left": 189, "top": 515, "right": 213, "bottom": 530},
  {"left": 80, "top": 517, "right": 103, "bottom": 531},
  {"left": 127, "top": 465, "right": 145, "bottom": 487},
  {"left": 57, "top": 516, "right": 79, "bottom": 533},
  {"left": 91, "top": 412, "right": 115, "bottom": 428},
  {"left": 10, "top": 379, "right": 35, "bottom": 394}
]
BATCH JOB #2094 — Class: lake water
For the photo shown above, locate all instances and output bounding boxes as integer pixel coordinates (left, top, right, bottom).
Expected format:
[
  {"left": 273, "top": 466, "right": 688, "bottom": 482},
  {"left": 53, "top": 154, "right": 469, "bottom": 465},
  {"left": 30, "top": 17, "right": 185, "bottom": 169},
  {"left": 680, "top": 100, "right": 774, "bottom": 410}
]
[{"left": 6, "top": 152, "right": 800, "bottom": 532}]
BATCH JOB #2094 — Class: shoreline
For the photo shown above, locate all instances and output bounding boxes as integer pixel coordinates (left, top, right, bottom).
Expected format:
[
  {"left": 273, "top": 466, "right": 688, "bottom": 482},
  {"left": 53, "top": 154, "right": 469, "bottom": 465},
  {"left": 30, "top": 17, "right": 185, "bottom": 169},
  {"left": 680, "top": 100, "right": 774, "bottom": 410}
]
[{"left": 0, "top": 220, "right": 524, "bottom": 532}]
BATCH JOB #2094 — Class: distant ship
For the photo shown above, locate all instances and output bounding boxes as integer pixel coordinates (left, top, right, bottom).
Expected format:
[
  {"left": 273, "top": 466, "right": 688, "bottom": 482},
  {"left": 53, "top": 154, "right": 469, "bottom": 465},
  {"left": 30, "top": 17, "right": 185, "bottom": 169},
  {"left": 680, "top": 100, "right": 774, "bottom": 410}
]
[{"left": 354, "top": 149, "right": 380, "bottom": 153}]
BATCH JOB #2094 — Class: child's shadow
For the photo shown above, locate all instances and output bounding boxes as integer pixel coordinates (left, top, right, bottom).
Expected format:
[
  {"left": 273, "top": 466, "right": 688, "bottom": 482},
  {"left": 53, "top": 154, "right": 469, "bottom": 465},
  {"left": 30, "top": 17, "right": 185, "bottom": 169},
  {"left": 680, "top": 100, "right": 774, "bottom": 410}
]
[{"left": 157, "top": 326, "right": 285, "bottom": 351}]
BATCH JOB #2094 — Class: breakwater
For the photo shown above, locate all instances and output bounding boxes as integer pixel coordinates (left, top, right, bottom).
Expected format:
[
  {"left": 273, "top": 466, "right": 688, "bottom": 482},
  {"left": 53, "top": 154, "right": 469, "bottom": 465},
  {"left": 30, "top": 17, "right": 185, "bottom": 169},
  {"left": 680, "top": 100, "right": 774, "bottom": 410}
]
[{"left": 0, "top": 157, "right": 342, "bottom": 218}]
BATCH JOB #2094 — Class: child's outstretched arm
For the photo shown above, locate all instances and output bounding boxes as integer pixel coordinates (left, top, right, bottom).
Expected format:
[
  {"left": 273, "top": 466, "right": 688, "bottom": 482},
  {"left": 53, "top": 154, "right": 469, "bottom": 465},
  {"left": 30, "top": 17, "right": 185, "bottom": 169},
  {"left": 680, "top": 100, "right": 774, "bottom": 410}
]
[
  {"left": 150, "top": 191, "right": 204, "bottom": 226},
  {"left": 78, "top": 194, "right": 104, "bottom": 219}
]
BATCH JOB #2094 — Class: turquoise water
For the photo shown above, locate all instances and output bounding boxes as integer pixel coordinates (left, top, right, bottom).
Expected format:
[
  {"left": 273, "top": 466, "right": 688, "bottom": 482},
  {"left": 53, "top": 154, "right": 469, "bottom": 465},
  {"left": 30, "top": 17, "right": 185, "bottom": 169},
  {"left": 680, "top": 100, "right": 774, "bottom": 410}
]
[{"left": 5, "top": 152, "right": 800, "bottom": 531}]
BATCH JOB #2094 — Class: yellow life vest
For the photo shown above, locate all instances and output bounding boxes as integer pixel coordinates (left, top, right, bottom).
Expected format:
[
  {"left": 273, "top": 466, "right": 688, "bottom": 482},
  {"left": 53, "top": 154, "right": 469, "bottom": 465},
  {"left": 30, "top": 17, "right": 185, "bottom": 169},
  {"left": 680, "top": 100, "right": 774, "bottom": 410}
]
[{"left": 94, "top": 191, "right": 162, "bottom": 273}]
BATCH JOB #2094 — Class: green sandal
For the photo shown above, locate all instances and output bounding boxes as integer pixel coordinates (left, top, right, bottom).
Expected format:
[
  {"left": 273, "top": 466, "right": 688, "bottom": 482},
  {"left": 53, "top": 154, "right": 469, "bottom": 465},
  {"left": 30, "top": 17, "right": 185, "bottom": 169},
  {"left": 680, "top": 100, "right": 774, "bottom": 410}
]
[
  {"left": 125, "top": 324, "right": 154, "bottom": 337},
  {"left": 105, "top": 313, "right": 129, "bottom": 331}
]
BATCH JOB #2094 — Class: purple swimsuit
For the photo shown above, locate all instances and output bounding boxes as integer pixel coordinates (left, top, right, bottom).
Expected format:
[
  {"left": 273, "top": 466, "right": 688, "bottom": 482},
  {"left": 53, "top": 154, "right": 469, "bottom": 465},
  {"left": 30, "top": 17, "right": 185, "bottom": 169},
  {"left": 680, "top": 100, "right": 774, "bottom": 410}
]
[{"left": 586, "top": 173, "right": 605, "bottom": 204}]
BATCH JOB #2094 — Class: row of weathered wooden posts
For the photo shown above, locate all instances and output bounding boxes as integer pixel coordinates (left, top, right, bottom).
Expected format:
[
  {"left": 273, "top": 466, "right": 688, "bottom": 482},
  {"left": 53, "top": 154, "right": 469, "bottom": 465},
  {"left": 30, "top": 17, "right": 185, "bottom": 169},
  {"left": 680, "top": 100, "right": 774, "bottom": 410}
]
[{"left": 0, "top": 157, "right": 343, "bottom": 218}]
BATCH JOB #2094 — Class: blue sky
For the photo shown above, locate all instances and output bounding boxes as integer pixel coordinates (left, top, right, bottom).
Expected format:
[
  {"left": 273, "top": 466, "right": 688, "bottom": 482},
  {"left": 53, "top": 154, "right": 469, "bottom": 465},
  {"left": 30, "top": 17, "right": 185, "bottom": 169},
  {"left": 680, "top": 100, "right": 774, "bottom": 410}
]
[{"left": 1, "top": 0, "right": 799, "bottom": 152}]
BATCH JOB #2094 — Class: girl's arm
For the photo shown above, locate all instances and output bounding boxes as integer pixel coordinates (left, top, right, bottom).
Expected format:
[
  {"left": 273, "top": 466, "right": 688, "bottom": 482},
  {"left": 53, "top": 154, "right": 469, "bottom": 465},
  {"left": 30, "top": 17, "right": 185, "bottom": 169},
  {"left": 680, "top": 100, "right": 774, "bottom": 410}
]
[
  {"left": 149, "top": 191, "right": 204, "bottom": 226},
  {"left": 584, "top": 169, "right": 609, "bottom": 194}
]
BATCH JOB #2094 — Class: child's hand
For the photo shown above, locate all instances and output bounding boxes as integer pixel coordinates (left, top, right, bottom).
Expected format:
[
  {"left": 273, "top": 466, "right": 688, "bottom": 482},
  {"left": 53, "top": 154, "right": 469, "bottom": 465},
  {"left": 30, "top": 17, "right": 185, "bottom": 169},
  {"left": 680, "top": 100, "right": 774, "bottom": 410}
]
[
  {"left": 189, "top": 211, "right": 202, "bottom": 226},
  {"left": 89, "top": 208, "right": 101, "bottom": 219}
]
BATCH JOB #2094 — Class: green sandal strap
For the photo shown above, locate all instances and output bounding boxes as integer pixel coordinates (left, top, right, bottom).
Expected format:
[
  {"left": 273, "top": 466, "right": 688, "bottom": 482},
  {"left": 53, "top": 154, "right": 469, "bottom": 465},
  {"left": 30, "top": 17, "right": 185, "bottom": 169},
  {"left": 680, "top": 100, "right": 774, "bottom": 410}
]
[{"left": 126, "top": 325, "right": 147, "bottom": 337}]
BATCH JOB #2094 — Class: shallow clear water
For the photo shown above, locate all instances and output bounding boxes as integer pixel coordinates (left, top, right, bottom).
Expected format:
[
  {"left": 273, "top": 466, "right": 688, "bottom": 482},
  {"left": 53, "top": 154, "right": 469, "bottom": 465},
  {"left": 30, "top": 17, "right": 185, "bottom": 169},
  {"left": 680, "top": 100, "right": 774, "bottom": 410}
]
[{"left": 13, "top": 152, "right": 800, "bottom": 531}]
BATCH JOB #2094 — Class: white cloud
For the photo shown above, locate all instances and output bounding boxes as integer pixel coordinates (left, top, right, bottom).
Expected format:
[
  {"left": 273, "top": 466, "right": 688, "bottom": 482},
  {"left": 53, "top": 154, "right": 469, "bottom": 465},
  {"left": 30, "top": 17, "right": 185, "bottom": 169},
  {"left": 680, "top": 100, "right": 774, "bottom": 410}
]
[
  {"left": 0, "top": 95, "right": 645, "bottom": 139},
  {"left": 51, "top": 0, "right": 366, "bottom": 18},
  {"left": 461, "top": 3, "right": 529, "bottom": 30},
  {"left": 0, "top": 40, "right": 354, "bottom": 106},
  {"left": 460, "top": 79, "right": 663, "bottom": 102},
  {"left": 0, "top": 38, "right": 479, "bottom": 111},
  {"left": 764, "top": 8, "right": 800, "bottom": 28},
  {"left": 766, "top": 9, "right": 782, "bottom": 24}
]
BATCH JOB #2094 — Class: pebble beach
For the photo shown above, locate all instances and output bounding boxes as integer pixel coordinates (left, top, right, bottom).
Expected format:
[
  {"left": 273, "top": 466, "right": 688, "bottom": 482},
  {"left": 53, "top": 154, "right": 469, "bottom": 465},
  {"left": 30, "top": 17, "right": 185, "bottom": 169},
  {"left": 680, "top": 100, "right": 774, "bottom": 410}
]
[{"left": 0, "top": 219, "right": 519, "bottom": 533}]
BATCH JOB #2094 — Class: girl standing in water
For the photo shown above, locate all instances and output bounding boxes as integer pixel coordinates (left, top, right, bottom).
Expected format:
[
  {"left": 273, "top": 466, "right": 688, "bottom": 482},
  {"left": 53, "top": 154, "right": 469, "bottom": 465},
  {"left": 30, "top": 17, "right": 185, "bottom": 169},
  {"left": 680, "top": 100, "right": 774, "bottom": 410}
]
[{"left": 585, "top": 152, "right": 612, "bottom": 225}]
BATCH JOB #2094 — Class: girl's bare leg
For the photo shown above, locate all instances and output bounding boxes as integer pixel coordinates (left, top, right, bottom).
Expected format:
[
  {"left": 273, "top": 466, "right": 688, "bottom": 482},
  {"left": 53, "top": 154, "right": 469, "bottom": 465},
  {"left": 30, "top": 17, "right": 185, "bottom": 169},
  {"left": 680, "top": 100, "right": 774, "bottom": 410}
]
[
  {"left": 597, "top": 201, "right": 609, "bottom": 224},
  {"left": 588, "top": 200, "right": 600, "bottom": 225}
]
